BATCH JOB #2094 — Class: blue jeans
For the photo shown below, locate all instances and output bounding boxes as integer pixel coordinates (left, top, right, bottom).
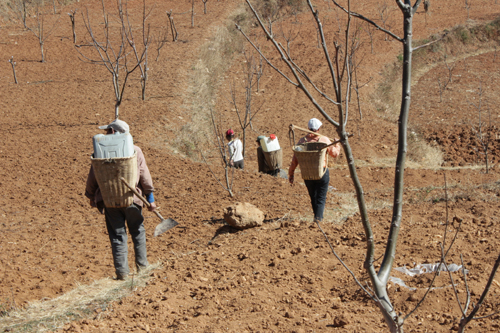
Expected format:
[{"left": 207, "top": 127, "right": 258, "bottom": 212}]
[
  {"left": 104, "top": 204, "right": 148, "bottom": 276},
  {"left": 304, "top": 168, "right": 330, "bottom": 221}
]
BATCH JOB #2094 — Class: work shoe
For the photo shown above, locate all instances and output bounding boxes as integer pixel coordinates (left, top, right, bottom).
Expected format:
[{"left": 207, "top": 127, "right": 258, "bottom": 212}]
[
  {"left": 136, "top": 264, "right": 149, "bottom": 273},
  {"left": 115, "top": 273, "right": 129, "bottom": 281}
]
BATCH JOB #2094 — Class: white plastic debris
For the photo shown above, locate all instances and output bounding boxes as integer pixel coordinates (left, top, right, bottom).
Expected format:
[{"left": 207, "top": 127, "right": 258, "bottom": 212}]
[
  {"left": 389, "top": 263, "right": 468, "bottom": 291},
  {"left": 394, "top": 263, "right": 468, "bottom": 277}
]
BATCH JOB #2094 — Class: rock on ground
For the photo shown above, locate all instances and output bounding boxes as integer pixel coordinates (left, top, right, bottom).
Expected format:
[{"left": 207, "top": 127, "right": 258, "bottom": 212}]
[{"left": 223, "top": 202, "right": 264, "bottom": 229}]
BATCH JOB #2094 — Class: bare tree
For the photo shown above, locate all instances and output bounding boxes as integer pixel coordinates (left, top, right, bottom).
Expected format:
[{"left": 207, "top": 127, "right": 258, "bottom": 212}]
[
  {"left": 457, "top": 253, "right": 500, "bottom": 332},
  {"left": 8, "top": 0, "right": 30, "bottom": 29},
  {"left": 240, "top": 0, "right": 428, "bottom": 331},
  {"left": 437, "top": 55, "right": 456, "bottom": 102},
  {"left": 378, "top": 1, "right": 392, "bottom": 41},
  {"left": 122, "top": 0, "right": 153, "bottom": 101},
  {"left": 226, "top": 51, "right": 264, "bottom": 157},
  {"left": 166, "top": 10, "right": 178, "bottom": 42},
  {"left": 365, "top": 21, "right": 376, "bottom": 53},
  {"left": 154, "top": 28, "right": 169, "bottom": 61},
  {"left": 423, "top": 178, "right": 500, "bottom": 333},
  {"left": 76, "top": 0, "right": 147, "bottom": 119},
  {"left": 202, "top": 107, "right": 235, "bottom": 198},
  {"left": 191, "top": 0, "right": 195, "bottom": 27},
  {"left": 253, "top": 49, "right": 265, "bottom": 93},
  {"left": 8, "top": 57, "right": 18, "bottom": 84},
  {"left": 52, "top": 0, "right": 57, "bottom": 14},
  {"left": 465, "top": 0, "right": 471, "bottom": 20},
  {"left": 278, "top": 18, "right": 302, "bottom": 55},
  {"left": 68, "top": 9, "right": 78, "bottom": 44},
  {"left": 25, "top": 3, "right": 60, "bottom": 63},
  {"left": 423, "top": 0, "right": 430, "bottom": 25},
  {"left": 202, "top": 0, "right": 208, "bottom": 14},
  {"left": 348, "top": 26, "right": 372, "bottom": 120},
  {"left": 469, "top": 83, "right": 493, "bottom": 173}
]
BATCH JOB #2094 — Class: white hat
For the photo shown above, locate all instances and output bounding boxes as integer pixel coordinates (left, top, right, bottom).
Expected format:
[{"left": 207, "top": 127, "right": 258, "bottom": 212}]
[
  {"left": 308, "top": 118, "right": 322, "bottom": 131},
  {"left": 98, "top": 119, "right": 129, "bottom": 133}
]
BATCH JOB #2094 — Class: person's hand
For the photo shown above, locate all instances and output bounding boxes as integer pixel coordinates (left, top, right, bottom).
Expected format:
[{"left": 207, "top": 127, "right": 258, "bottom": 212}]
[
  {"left": 148, "top": 202, "right": 157, "bottom": 212},
  {"left": 288, "top": 174, "right": 294, "bottom": 185},
  {"left": 89, "top": 198, "right": 94, "bottom": 207}
]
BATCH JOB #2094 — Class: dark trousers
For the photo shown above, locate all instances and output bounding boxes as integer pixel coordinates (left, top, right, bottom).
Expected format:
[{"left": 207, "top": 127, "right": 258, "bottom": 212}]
[
  {"left": 233, "top": 159, "right": 244, "bottom": 169},
  {"left": 304, "top": 168, "right": 330, "bottom": 221},
  {"left": 267, "top": 169, "right": 280, "bottom": 177},
  {"left": 104, "top": 204, "right": 148, "bottom": 276}
]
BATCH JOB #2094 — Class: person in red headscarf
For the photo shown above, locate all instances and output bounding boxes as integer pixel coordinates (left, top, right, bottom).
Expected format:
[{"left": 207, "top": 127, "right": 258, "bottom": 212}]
[{"left": 225, "top": 129, "right": 244, "bottom": 169}]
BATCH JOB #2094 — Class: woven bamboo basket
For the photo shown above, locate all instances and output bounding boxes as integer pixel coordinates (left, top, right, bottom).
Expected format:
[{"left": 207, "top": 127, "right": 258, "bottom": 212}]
[
  {"left": 292, "top": 142, "right": 328, "bottom": 180},
  {"left": 91, "top": 151, "right": 138, "bottom": 208},
  {"left": 263, "top": 148, "right": 282, "bottom": 170}
]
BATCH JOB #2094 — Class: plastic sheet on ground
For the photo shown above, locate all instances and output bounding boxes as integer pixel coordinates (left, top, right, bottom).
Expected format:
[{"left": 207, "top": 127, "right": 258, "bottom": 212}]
[
  {"left": 389, "top": 263, "right": 468, "bottom": 291},
  {"left": 394, "top": 263, "right": 468, "bottom": 277}
]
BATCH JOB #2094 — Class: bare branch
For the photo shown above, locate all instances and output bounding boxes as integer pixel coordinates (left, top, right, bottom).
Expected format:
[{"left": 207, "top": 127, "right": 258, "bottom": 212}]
[
  {"left": 8, "top": 56, "right": 18, "bottom": 84},
  {"left": 330, "top": 0, "right": 404, "bottom": 42},
  {"left": 235, "top": 24, "right": 299, "bottom": 87}
]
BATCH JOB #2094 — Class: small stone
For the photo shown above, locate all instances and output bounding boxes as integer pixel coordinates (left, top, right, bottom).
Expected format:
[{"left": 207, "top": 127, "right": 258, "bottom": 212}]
[{"left": 333, "top": 314, "right": 349, "bottom": 327}]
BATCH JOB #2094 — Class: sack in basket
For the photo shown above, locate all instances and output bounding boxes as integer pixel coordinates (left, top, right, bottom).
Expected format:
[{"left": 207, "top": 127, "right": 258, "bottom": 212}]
[
  {"left": 292, "top": 142, "right": 328, "bottom": 181},
  {"left": 263, "top": 148, "right": 282, "bottom": 170},
  {"left": 91, "top": 151, "right": 138, "bottom": 208}
]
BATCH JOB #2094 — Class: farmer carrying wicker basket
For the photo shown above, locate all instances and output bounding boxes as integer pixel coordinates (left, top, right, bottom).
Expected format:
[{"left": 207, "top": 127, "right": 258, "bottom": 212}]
[
  {"left": 288, "top": 118, "right": 341, "bottom": 222},
  {"left": 85, "top": 119, "right": 157, "bottom": 281}
]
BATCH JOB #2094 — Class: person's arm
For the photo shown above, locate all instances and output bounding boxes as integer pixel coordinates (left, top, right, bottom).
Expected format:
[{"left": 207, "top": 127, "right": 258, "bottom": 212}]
[
  {"left": 228, "top": 142, "right": 235, "bottom": 165},
  {"left": 288, "top": 155, "right": 298, "bottom": 184},
  {"left": 85, "top": 165, "right": 98, "bottom": 207},
  {"left": 135, "top": 146, "right": 156, "bottom": 211},
  {"left": 327, "top": 139, "right": 341, "bottom": 158},
  {"left": 319, "top": 136, "right": 341, "bottom": 158}
]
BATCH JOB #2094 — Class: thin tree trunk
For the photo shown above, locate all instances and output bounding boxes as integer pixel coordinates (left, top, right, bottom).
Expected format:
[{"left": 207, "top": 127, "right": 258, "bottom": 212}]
[
  {"left": 191, "top": 0, "right": 195, "bottom": 27},
  {"left": 40, "top": 41, "right": 45, "bottom": 62}
]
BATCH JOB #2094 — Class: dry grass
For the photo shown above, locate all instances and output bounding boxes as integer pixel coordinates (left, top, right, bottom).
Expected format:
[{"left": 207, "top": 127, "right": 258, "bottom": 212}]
[
  {"left": 170, "top": 5, "right": 250, "bottom": 160},
  {"left": 407, "top": 131, "right": 444, "bottom": 168},
  {"left": 325, "top": 190, "right": 393, "bottom": 224},
  {"left": 283, "top": 182, "right": 393, "bottom": 225},
  {"left": 0, "top": 263, "right": 160, "bottom": 333},
  {"left": 406, "top": 180, "right": 500, "bottom": 205}
]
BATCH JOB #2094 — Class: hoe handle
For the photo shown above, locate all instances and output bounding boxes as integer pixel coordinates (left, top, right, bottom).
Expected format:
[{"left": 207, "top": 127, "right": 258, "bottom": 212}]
[
  {"left": 290, "top": 125, "right": 332, "bottom": 140},
  {"left": 290, "top": 125, "right": 353, "bottom": 148},
  {"left": 120, "top": 177, "right": 151, "bottom": 207},
  {"left": 120, "top": 177, "right": 165, "bottom": 221}
]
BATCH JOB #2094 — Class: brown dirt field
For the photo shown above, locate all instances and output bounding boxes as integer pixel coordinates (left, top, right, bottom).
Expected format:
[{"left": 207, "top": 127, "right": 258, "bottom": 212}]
[{"left": 0, "top": 0, "right": 499, "bottom": 332}]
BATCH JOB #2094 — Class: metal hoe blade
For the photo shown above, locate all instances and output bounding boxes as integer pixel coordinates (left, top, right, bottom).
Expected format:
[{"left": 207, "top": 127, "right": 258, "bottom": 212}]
[{"left": 154, "top": 218, "right": 178, "bottom": 237}]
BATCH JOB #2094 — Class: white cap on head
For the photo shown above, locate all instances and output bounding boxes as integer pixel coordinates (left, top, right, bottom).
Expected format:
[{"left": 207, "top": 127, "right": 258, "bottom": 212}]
[
  {"left": 308, "top": 118, "right": 322, "bottom": 131},
  {"left": 98, "top": 119, "right": 130, "bottom": 133}
]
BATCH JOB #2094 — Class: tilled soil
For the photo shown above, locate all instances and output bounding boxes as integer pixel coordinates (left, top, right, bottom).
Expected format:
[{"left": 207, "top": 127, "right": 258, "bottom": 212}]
[{"left": 0, "top": 0, "right": 499, "bottom": 332}]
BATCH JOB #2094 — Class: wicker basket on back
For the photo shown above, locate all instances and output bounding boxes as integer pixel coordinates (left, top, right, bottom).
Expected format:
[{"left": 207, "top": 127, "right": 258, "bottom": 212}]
[
  {"left": 91, "top": 151, "right": 138, "bottom": 208},
  {"left": 263, "top": 148, "right": 283, "bottom": 170},
  {"left": 292, "top": 142, "right": 328, "bottom": 180}
]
